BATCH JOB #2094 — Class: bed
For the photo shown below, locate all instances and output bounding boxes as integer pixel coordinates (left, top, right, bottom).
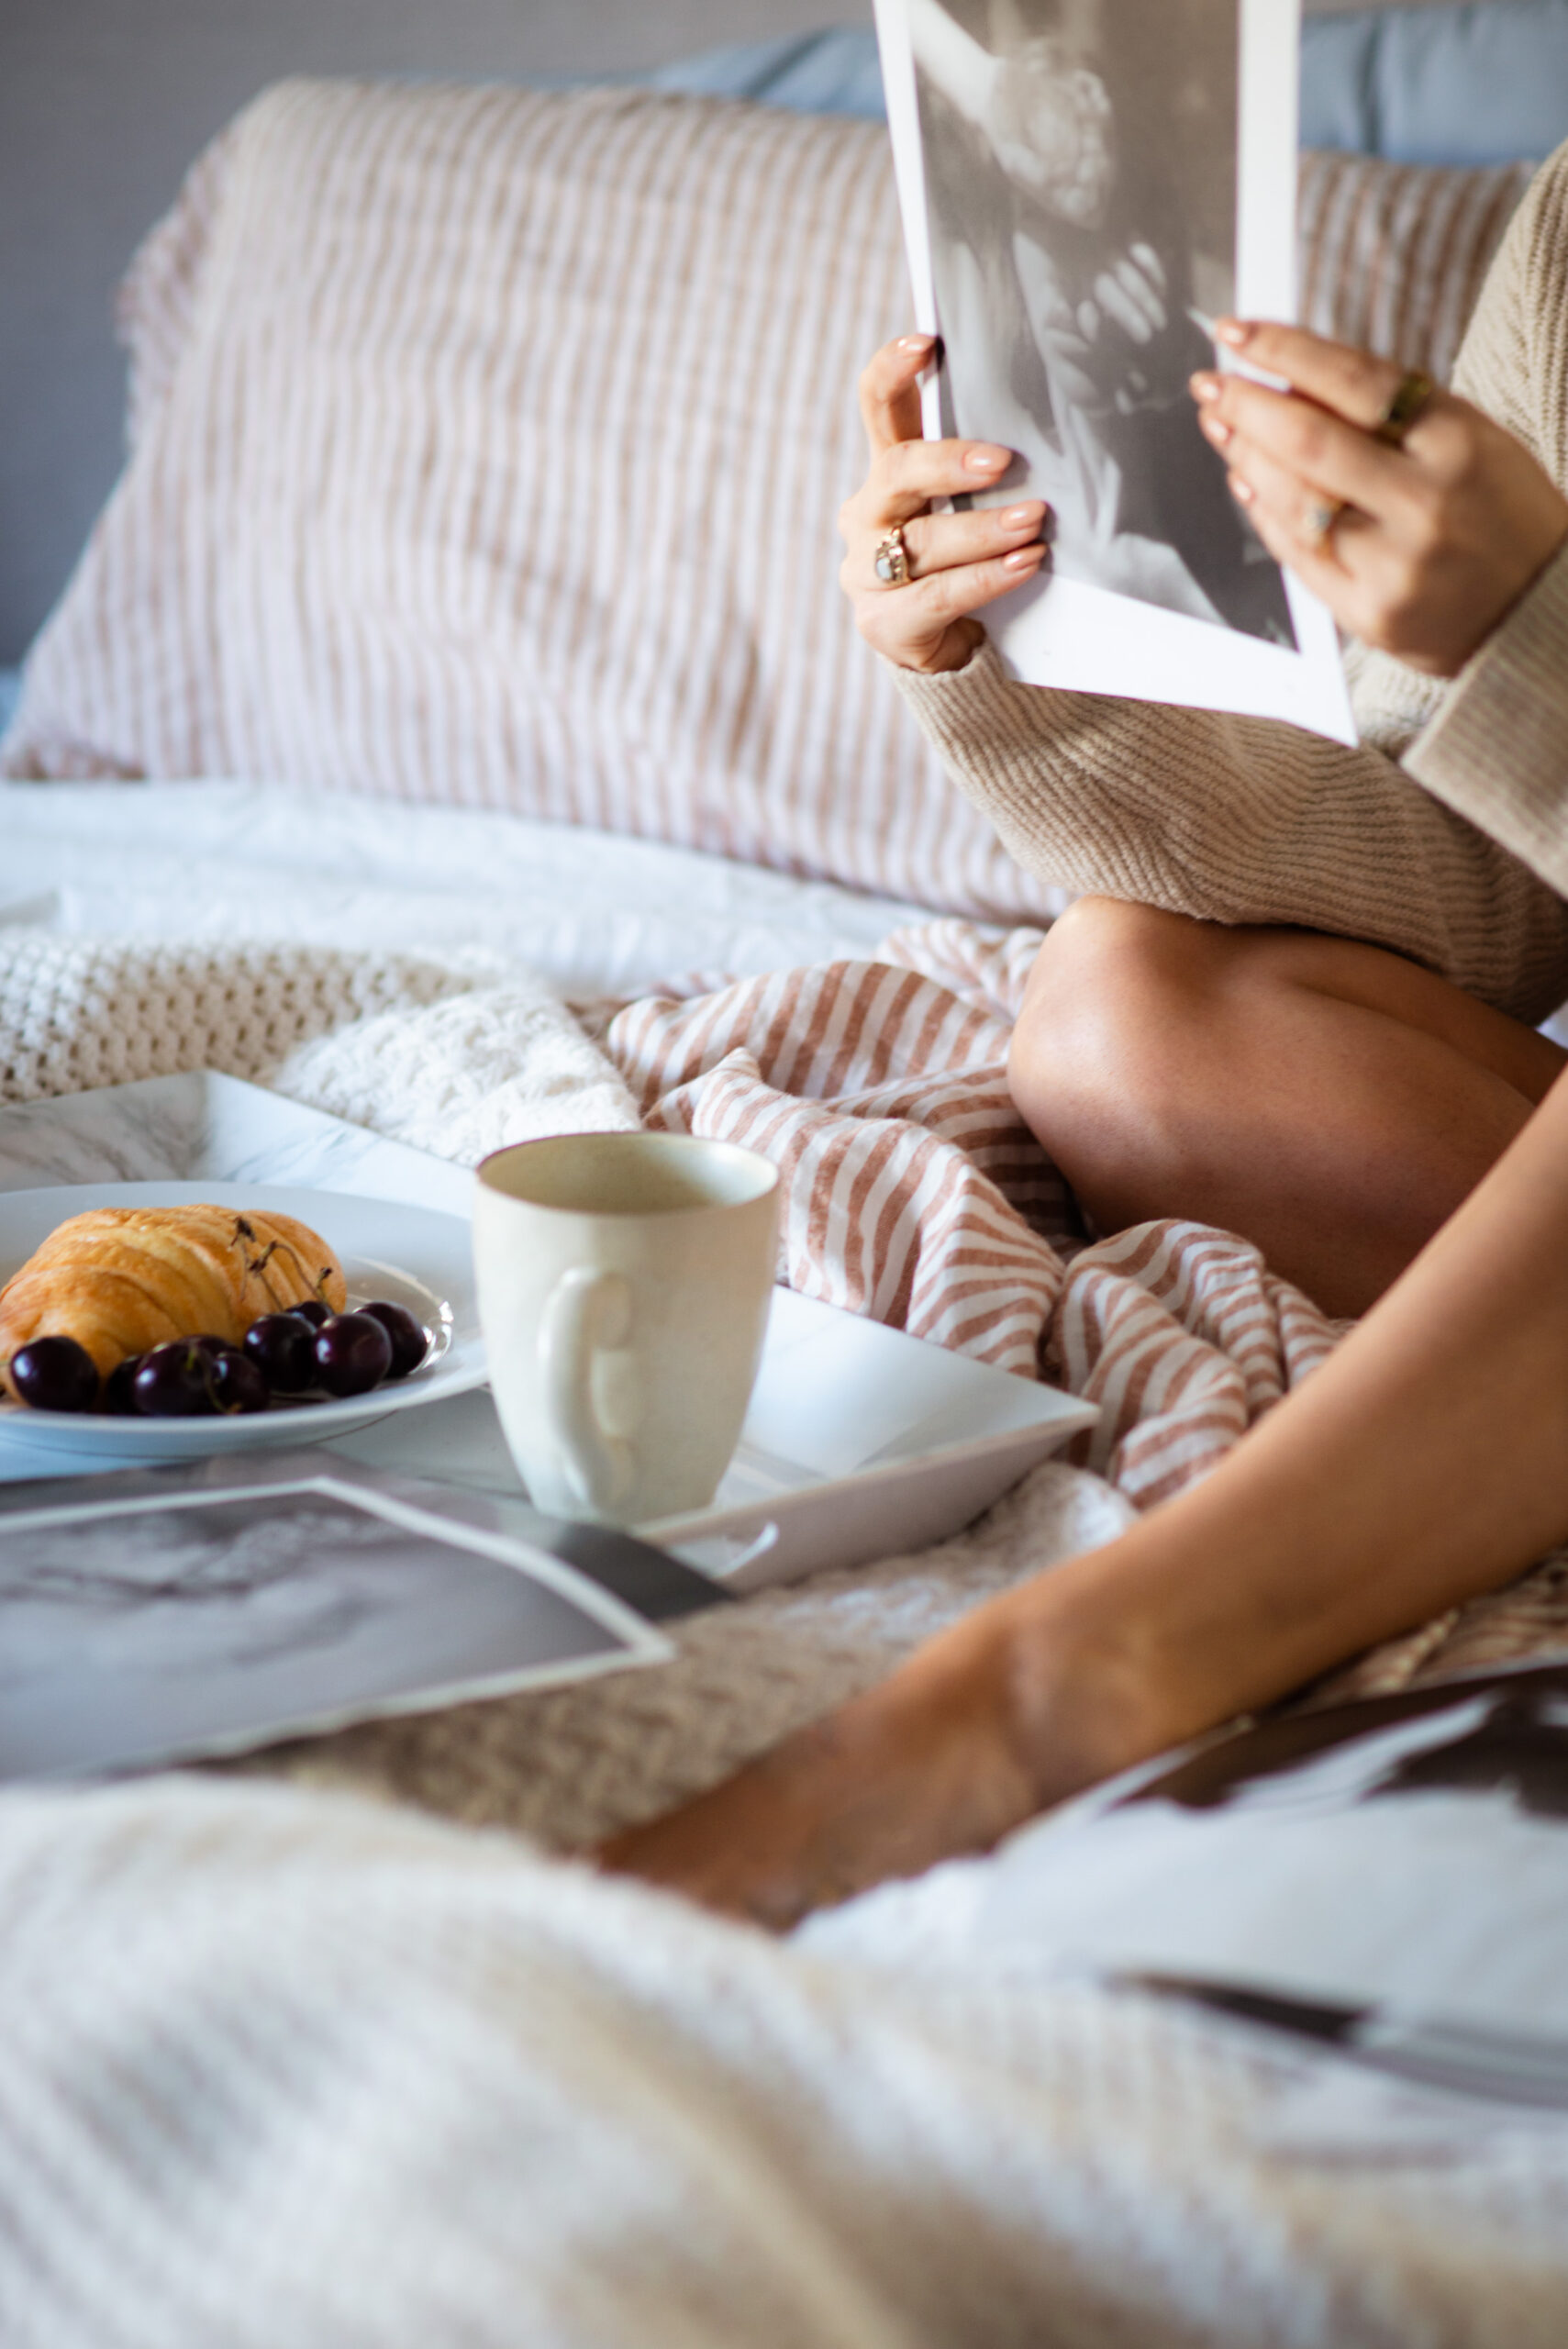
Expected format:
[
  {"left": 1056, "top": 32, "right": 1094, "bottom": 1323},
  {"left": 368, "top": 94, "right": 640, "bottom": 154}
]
[{"left": 4, "top": 20, "right": 1568, "bottom": 2344}]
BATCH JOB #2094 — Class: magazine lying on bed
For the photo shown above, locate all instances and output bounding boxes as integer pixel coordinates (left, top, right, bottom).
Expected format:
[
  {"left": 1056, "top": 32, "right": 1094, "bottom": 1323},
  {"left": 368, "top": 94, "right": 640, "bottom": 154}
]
[
  {"left": 874, "top": 0, "right": 1356, "bottom": 740},
  {"left": 0, "top": 1453, "right": 700, "bottom": 1780},
  {"left": 963, "top": 1660, "right": 1568, "bottom": 2117}
]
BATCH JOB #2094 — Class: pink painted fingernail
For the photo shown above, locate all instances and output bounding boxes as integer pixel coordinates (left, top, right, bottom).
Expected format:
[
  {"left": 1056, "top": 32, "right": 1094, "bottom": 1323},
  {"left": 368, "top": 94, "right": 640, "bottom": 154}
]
[
  {"left": 1004, "top": 544, "right": 1046, "bottom": 570},
  {"left": 1001, "top": 504, "right": 1040, "bottom": 528},
  {"left": 1190, "top": 372, "right": 1221, "bottom": 401},
  {"left": 964, "top": 446, "right": 1009, "bottom": 473},
  {"left": 1215, "top": 317, "right": 1249, "bottom": 349},
  {"left": 1201, "top": 414, "right": 1232, "bottom": 448},
  {"left": 1229, "top": 473, "right": 1255, "bottom": 505},
  {"left": 897, "top": 333, "right": 935, "bottom": 352}
]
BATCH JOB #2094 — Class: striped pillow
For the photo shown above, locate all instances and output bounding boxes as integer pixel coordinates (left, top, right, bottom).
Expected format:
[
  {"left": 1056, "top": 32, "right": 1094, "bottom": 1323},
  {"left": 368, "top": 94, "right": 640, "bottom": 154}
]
[
  {"left": 1297, "top": 147, "right": 1539, "bottom": 383},
  {"left": 3, "top": 83, "right": 1535, "bottom": 912},
  {"left": 2, "top": 78, "right": 1057, "bottom": 925}
]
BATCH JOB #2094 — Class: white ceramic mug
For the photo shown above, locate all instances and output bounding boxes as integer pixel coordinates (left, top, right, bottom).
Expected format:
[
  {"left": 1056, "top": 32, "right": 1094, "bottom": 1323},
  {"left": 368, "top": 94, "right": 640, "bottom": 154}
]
[{"left": 473, "top": 1131, "right": 780, "bottom": 1525}]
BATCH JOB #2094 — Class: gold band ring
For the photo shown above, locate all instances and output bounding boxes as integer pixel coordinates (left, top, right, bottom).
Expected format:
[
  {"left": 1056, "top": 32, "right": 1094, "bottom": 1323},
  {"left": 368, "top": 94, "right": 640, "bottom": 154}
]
[
  {"left": 1373, "top": 368, "right": 1435, "bottom": 448},
  {"left": 873, "top": 526, "right": 912, "bottom": 587}
]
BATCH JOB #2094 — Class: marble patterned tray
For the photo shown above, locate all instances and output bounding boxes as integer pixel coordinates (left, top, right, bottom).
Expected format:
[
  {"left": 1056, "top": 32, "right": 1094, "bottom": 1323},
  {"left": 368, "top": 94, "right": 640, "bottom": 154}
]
[
  {"left": 0, "top": 1070, "right": 471, "bottom": 1215},
  {"left": 0, "top": 1074, "right": 1098, "bottom": 1586}
]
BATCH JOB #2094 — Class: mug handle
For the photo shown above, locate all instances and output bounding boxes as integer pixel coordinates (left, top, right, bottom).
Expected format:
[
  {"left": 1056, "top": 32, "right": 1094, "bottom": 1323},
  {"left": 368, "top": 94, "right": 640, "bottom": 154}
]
[{"left": 539, "top": 1266, "right": 636, "bottom": 1516}]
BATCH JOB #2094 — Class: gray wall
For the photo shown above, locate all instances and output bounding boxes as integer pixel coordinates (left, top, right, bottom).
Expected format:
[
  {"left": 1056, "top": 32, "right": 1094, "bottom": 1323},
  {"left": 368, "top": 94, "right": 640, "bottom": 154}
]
[{"left": 0, "top": 2, "right": 865, "bottom": 663}]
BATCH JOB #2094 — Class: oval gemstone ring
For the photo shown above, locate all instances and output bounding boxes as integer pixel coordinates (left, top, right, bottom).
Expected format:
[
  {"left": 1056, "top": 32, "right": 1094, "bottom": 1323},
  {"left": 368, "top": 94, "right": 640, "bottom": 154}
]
[{"left": 873, "top": 527, "right": 912, "bottom": 587}]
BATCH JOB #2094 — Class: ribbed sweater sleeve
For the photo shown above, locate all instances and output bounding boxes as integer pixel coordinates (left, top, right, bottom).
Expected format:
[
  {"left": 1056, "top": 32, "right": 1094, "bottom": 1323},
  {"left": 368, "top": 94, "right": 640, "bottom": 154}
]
[
  {"left": 892, "top": 143, "right": 1568, "bottom": 1028},
  {"left": 1406, "top": 150, "right": 1568, "bottom": 907}
]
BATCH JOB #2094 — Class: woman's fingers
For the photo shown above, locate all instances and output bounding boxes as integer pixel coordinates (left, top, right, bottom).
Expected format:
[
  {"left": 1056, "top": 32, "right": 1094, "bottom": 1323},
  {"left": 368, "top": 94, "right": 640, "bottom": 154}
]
[
  {"left": 847, "top": 334, "right": 1046, "bottom": 674},
  {"left": 1219, "top": 431, "right": 1354, "bottom": 575},
  {"left": 870, "top": 499, "right": 1048, "bottom": 587},
  {"left": 850, "top": 543, "right": 1049, "bottom": 674},
  {"left": 859, "top": 333, "right": 940, "bottom": 457},
  {"left": 1212, "top": 318, "right": 1419, "bottom": 433},
  {"left": 1191, "top": 367, "right": 1431, "bottom": 521},
  {"left": 840, "top": 432, "right": 1017, "bottom": 539}
]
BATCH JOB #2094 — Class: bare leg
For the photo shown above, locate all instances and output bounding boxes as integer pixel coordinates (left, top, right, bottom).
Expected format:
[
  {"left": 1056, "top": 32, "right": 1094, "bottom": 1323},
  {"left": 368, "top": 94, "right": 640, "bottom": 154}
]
[
  {"left": 1006, "top": 897, "right": 1566, "bottom": 1317},
  {"left": 601, "top": 1058, "right": 1568, "bottom": 1927}
]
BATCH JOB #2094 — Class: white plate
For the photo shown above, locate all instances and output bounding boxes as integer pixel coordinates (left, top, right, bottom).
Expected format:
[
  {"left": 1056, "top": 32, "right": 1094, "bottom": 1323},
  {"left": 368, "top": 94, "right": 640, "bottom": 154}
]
[{"left": 0, "top": 1182, "right": 485, "bottom": 1464}]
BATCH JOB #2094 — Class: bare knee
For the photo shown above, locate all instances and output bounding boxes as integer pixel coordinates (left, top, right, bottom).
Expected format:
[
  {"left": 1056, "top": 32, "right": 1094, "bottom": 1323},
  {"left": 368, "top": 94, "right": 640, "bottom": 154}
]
[
  {"left": 1008, "top": 897, "right": 1230, "bottom": 1118},
  {"left": 1006, "top": 898, "right": 1257, "bottom": 1210}
]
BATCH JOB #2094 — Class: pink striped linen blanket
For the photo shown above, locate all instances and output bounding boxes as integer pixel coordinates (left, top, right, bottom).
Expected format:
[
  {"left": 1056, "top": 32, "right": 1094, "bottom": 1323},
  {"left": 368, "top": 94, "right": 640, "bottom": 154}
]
[{"left": 603, "top": 919, "right": 1349, "bottom": 1516}]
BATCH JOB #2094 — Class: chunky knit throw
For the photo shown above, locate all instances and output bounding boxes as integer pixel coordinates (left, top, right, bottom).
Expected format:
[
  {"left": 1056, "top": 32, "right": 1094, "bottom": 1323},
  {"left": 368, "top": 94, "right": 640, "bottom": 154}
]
[{"left": 0, "top": 932, "right": 639, "bottom": 1159}]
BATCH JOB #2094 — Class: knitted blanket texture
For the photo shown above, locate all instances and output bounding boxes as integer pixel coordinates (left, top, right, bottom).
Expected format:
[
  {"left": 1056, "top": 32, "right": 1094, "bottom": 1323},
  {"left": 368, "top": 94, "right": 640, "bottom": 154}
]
[{"left": 5, "top": 931, "right": 1568, "bottom": 2348}]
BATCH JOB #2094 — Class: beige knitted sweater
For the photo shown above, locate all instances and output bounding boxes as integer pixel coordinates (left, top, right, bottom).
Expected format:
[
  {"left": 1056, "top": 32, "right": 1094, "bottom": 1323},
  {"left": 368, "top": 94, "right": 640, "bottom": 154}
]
[{"left": 895, "top": 145, "right": 1568, "bottom": 1023}]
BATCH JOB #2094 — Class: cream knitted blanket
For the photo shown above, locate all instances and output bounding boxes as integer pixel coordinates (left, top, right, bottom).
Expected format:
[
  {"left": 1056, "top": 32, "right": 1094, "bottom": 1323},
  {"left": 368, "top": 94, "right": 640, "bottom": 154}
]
[
  {"left": 0, "top": 930, "right": 640, "bottom": 1157},
  {"left": 5, "top": 1771, "right": 1567, "bottom": 2349}
]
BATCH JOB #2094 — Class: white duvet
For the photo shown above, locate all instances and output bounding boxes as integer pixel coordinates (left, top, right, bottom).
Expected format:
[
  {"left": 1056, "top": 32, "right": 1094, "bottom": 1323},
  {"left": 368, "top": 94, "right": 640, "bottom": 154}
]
[{"left": 0, "top": 781, "right": 935, "bottom": 999}]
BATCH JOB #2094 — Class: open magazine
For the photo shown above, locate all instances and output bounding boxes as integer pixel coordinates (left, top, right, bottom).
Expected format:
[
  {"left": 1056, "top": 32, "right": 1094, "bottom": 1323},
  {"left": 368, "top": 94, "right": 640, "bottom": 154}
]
[
  {"left": 874, "top": 0, "right": 1356, "bottom": 740},
  {"left": 963, "top": 1660, "right": 1568, "bottom": 2117}
]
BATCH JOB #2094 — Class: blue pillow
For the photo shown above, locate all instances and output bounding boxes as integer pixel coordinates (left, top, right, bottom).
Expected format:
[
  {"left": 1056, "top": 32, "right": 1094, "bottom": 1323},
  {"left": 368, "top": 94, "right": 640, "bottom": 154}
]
[
  {"left": 649, "top": 29, "right": 887, "bottom": 116},
  {"left": 648, "top": 9, "right": 1567, "bottom": 165},
  {"left": 1300, "top": 0, "right": 1568, "bottom": 164}
]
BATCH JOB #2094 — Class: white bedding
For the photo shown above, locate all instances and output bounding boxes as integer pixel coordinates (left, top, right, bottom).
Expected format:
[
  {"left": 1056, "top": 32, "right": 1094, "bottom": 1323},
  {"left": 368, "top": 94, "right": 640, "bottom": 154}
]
[
  {"left": 0, "top": 781, "right": 937, "bottom": 998},
  {"left": 8, "top": 783, "right": 1568, "bottom": 2341},
  {"left": 4, "top": 1772, "right": 1565, "bottom": 2349}
]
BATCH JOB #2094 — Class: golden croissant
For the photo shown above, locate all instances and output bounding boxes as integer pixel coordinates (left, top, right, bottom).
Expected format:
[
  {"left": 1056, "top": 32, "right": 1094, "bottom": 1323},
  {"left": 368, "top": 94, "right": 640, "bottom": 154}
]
[{"left": 0, "top": 1205, "right": 348, "bottom": 1396}]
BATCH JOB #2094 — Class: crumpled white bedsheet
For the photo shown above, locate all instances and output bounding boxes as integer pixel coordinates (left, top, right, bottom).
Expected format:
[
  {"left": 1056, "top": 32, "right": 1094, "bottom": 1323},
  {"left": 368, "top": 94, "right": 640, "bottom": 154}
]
[
  {"left": 0, "top": 781, "right": 934, "bottom": 999},
  {"left": 4, "top": 1772, "right": 1565, "bottom": 2349}
]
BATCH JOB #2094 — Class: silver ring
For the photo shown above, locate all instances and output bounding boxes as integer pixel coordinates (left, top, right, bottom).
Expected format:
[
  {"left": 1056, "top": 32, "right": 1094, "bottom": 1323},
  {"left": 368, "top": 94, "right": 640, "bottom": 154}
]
[
  {"left": 1302, "top": 495, "right": 1343, "bottom": 551},
  {"left": 873, "top": 526, "right": 912, "bottom": 587}
]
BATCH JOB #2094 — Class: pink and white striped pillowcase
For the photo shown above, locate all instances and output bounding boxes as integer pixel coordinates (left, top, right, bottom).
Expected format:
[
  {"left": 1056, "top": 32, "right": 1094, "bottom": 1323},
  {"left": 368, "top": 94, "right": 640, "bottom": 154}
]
[
  {"left": 3, "top": 78, "right": 1062, "bottom": 927},
  {"left": 606, "top": 919, "right": 1344, "bottom": 1511},
  {"left": 1297, "top": 149, "right": 1538, "bottom": 384},
  {"left": 6, "top": 80, "right": 1533, "bottom": 926}
]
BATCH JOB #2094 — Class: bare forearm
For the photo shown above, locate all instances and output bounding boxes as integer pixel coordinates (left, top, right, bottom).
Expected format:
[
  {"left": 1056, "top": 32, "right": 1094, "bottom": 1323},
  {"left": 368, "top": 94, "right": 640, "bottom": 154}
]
[
  {"left": 603, "top": 1065, "right": 1568, "bottom": 1927},
  {"left": 990, "top": 1063, "right": 1568, "bottom": 1785}
]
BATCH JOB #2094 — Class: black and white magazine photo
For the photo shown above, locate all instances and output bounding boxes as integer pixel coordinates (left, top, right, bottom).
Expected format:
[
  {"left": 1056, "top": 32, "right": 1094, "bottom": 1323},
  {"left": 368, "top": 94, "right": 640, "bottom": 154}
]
[
  {"left": 877, "top": 0, "right": 1356, "bottom": 735},
  {"left": 912, "top": 0, "right": 1294, "bottom": 640}
]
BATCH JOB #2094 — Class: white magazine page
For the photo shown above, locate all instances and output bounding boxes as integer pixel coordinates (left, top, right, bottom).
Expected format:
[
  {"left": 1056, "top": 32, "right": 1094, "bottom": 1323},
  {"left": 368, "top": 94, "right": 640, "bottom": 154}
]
[
  {"left": 874, "top": 0, "right": 1356, "bottom": 742},
  {"left": 970, "top": 1665, "right": 1568, "bottom": 2049},
  {"left": 0, "top": 1462, "right": 672, "bottom": 1779}
]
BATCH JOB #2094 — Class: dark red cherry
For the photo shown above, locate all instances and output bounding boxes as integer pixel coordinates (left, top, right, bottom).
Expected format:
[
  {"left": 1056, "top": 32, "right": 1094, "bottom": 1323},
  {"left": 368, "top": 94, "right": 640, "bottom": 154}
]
[
  {"left": 292, "top": 1299, "right": 332, "bottom": 1330},
  {"left": 9, "top": 1335, "right": 100, "bottom": 1412},
  {"left": 314, "top": 1311, "right": 393, "bottom": 1397},
  {"left": 208, "top": 1347, "right": 270, "bottom": 1415},
  {"left": 243, "top": 1311, "right": 317, "bottom": 1394},
  {"left": 132, "top": 1340, "right": 218, "bottom": 1417},
  {"left": 361, "top": 1300, "right": 428, "bottom": 1379},
  {"left": 103, "top": 1356, "right": 142, "bottom": 1415}
]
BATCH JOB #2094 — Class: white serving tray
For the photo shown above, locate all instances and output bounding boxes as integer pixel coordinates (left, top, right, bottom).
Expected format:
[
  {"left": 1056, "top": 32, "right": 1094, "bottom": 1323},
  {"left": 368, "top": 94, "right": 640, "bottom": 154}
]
[{"left": 0, "top": 1074, "right": 1097, "bottom": 1588}]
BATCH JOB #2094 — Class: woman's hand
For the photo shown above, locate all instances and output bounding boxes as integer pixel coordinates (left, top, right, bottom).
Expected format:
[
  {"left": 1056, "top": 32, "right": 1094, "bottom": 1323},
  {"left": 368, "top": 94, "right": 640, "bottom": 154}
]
[
  {"left": 839, "top": 334, "right": 1049, "bottom": 675},
  {"left": 1191, "top": 321, "right": 1568, "bottom": 677},
  {"left": 595, "top": 1575, "right": 1159, "bottom": 1932}
]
